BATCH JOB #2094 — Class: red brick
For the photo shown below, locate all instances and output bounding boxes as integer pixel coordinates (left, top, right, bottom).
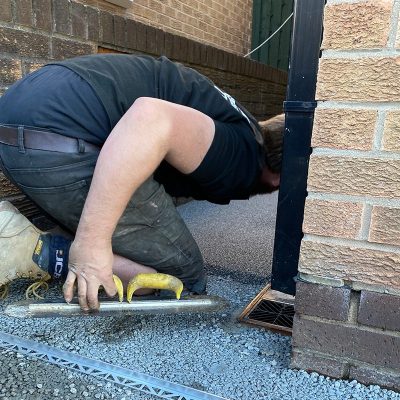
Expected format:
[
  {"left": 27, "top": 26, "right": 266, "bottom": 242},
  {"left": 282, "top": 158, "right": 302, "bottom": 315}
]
[
  {"left": 165, "top": 31, "right": 174, "bottom": 58},
  {"left": 358, "top": 290, "right": 400, "bottom": 331},
  {"left": 217, "top": 48, "right": 227, "bottom": 70},
  {"left": 349, "top": 365, "right": 400, "bottom": 391},
  {"left": 51, "top": 37, "right": 94, "bottom": 60},
  {"left": 114, "top": 15, "right": 126, "bottom": 48},
  {"left": 0, "top": 58, "right": 22, "bottom": 85},
  {"left": 0, "top": 27, "right": 50, "bottom": 58},
  {"left": 53, "top": 0, "right": 71, "bottom": 35},
  {"left": 87, "top": 7, "right": 99, "bottom": 42},
  {"left": 145, "top": 25, "right": 157, "bottom": 55},
  {"left": 155, "top": 28, "right": 165, "bottom": 56},
  {"left": 249, "top": 60, "right": 258, "bottom": 77},
  {"left": 207, "top": 46, "right": 218, "bottom": 68},
  {"left": 172, "top": 34, "right": 182, "bottom": 60},
  {"left": 200, "top": 42, "right": 208, "bottom": 66},
  {"left": 23, "top": 61, "right": 44, "bottom": 75},
  {"left": 187, "top": 40, "right": 200, "bottom": 65},
  {"left": 295, "top": 281, "right": 351, "bottom": 321},
  {"left": 179, "top": 35, "right": 189, "bottom": 62},
  {"left": 100, "top": 11, "right": 114, "bottom": 45},
  {"left": 137, "top": 4, "right": 158, "bottom": 22},
  {"left": 135, "top": 21, "right": 147, "bottom": 53},
  {"left": 71, "top": 2, "right": 87, "bottom": 39},
  {"left": 125, "top": 18, "right": 137, "bottom": 50},
  {"left": 0, "top": 2, "right": 12, "bottom": 22},
  {"left": 15, "top": 0, "right": 33, "bottom": 26},
  {"left": 239, "top": 57, "right": 247, "bottom": 75},
  {"left": 33, "top": 0, "right": 52, "bottom": 31},
  {"left": 194, "top": 41, "right": 203, "bottom": 65},
  {"left": 292, "top": 315, "right": 400, "bottom": 369},
  {"left": 229, "top": 52, "right": 238, "bottom": 73},
  {"left": 291, "top": 350, "right": 348, "bottom": 379}
]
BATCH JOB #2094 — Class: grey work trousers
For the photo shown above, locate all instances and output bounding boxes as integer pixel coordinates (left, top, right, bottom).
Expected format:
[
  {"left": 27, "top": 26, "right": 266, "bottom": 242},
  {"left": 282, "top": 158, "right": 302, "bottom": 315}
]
[{"left": 0, "top": 138, "right": 206, "bottom": 294}]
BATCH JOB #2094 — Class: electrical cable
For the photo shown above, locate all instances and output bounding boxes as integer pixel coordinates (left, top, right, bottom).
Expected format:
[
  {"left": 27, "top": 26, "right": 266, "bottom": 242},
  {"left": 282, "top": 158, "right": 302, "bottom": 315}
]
[{"left": 244, "top": 12, "right": 294, "bottom": 58}]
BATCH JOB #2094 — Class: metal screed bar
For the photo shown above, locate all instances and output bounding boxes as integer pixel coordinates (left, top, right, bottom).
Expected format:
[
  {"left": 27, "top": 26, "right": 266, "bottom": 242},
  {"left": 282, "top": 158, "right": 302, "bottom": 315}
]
[
  {"left": 5, "top": 296, "right": 229, "bottom": 318},
  {"left": 0, "top": 331, "right": 229, "bottom": 400}
]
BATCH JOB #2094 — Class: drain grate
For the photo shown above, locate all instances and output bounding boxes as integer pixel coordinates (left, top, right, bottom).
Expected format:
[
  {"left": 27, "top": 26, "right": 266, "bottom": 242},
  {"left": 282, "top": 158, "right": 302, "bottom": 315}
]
[
  {"left": 238, "top": 284, "right": 295, "bottom": 335},
  {"left": 248, "top": 299, "right": 294, "bottom": 328}
]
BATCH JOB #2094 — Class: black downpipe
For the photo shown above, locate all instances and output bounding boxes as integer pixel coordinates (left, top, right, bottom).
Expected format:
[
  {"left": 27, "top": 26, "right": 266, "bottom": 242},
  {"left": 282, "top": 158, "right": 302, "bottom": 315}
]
[{"left": 270, "top": 0, "right": 325, "bottom": 295}]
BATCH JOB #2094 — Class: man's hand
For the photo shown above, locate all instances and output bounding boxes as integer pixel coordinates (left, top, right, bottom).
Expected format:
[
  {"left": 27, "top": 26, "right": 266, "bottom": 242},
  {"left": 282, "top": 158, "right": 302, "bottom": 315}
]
[{"left": 63, "top": 238, "right": 117, "bottom": 311}]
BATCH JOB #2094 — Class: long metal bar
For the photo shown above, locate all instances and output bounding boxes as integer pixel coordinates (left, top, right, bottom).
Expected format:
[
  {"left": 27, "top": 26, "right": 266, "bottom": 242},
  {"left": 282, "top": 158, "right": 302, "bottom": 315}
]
[
  {"left": 271, "top": 0, "right": 325, "bottom": 295},
  {"left": 5, "top": 296, "right": 229, "bottom": 318},
  {"left": 0, "top": 331, "right": 229, "bottom": 400}
]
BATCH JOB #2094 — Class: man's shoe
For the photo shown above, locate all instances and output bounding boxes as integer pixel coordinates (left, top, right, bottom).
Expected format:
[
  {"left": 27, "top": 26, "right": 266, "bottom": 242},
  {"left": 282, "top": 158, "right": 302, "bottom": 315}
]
[{"left": 0, "top": 201, "right": 49, "bottom": 293}]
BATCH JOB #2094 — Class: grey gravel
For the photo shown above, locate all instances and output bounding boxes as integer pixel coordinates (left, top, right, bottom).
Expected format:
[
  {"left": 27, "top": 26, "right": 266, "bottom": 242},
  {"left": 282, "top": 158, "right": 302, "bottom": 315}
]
[
  {"left": 0, "top": 194, "right": 399, "bottom": 399},
  {"left": 0, "top": 347, "right": 156, "bottom": 399}
]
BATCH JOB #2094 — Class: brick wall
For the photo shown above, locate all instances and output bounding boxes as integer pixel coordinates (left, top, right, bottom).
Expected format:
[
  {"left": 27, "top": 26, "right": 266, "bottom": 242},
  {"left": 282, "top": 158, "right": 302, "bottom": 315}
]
[
  {"left": 79, "top": 0, "right": 253, "bottom": 55},
  {"left": 292, "top": 0, "right": 400, "bottom": 391},
  {"left": 130, "top": 0, "right": 253, "bottom": 55},
  {"left": 0, "top": 0, "right": 287, "bottom": 216}
]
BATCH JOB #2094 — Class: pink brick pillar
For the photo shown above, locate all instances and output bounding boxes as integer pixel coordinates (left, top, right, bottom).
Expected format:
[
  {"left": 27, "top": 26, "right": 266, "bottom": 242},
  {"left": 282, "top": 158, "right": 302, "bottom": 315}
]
[{"left": 291, "top": 0, "right": 400, "bottom": 391}]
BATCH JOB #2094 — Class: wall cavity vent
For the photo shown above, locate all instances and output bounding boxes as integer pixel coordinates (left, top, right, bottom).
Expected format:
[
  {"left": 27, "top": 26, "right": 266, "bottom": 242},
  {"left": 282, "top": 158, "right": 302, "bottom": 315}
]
[{"left": 238, "top": 284, "right": 295, "bottom": 335}]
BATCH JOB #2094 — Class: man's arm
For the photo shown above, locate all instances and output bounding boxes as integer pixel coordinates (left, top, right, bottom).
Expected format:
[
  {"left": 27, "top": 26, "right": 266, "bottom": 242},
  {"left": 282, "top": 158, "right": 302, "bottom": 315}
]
[{"left": 63, "top": 97, "right": 215, "bottom": 311}]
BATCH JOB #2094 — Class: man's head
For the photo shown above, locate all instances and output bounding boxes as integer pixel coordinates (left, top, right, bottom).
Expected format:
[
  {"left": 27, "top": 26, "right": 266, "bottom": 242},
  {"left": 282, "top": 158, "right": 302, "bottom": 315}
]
[
  {"left": 258, "top": 113, "right": 285, "bottom": 174},
  {"left": 252, "top": 114, "right": 285, "bottom": 195}
]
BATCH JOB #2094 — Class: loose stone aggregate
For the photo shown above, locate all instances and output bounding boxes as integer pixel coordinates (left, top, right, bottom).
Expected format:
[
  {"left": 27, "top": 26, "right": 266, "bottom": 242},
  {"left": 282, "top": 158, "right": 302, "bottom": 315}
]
[
  {"left": 0, "top": 197, "right": 399, "bottom": 399},
  {"left": 0, "top": 276, "right": 399, "bottom": 400}
]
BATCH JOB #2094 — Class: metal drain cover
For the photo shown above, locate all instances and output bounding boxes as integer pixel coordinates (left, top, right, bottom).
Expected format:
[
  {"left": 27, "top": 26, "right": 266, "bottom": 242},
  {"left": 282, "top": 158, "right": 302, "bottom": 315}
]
[{"left": 238, "top": 284, "right": 295, "bottom": 335}]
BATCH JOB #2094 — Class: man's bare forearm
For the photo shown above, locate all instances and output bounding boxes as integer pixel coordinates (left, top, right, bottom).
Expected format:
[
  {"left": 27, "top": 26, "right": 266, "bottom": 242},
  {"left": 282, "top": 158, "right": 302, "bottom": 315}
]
[
  {"left": 74, "top": 97, "right": 214, "bottom": 245},
  {"left": 75, "top": 99, "right": 169, "bottom": 243}
]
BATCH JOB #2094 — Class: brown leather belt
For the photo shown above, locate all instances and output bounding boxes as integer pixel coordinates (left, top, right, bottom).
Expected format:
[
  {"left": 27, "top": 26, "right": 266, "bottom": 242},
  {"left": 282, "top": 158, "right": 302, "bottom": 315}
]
[{"left": 0, "top": 125, "right": 100, "bottom": 153}]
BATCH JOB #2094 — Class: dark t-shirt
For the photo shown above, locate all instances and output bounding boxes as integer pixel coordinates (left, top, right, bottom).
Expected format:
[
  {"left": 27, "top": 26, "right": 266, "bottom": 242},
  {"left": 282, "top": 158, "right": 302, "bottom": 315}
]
[
  {"left": 52, "top": 54, "right": 262, "bottom": 135},
  {"left": 51, "top": 54, "right": 265, "bottom": 204},
  {"left": 0, "top": 54, "right": 265, "bottom": 204}
]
